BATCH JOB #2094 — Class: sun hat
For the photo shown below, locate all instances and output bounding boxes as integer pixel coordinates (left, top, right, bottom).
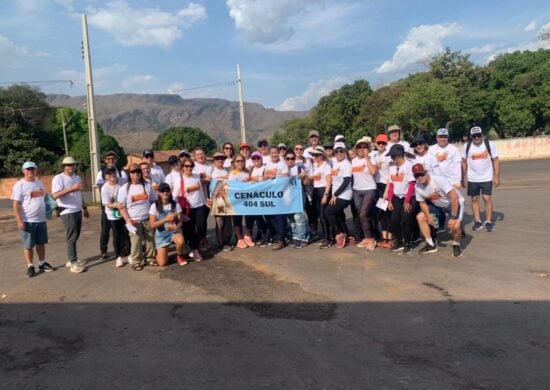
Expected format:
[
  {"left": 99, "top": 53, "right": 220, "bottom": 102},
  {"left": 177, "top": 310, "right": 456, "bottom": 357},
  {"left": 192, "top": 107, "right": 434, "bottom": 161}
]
[
  {"left": 308, "top": 130, "right": 320, "bottom": 138},
  {"left": 105, "top": 150, "right": 118, "bottom": 158},
  {"left": 60, "top": 156, "right": 78, "bottom": 166},
  {"left": 334, "top": 134, "right": 345, "bottom": 142},
  {"left": 334, "top": 141, "right": 347, "bottom": 150},
  {"left": 355, "top": 136, "right": 372, "bottom": 146},
  {"left": 239, "top": 143, "right": 251, "bottom": 150},
  {"left": 213, "top": 152, "right": 226, "bottom": 159},
  {"left": 387, "top": 125, "right": 401, "bottom": 133},
  {"left": 277, "top": 143, "right": 287, "bottom": 149}
]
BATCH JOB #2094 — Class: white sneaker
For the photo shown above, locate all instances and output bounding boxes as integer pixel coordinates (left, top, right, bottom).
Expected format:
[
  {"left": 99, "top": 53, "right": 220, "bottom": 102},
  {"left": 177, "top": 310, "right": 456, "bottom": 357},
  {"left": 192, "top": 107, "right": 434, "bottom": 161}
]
[
  {"left": 127, "top": 254, "right": 133, "bottom": 263},
  {"left": 70, "top": 262, "right": 85, "bottom": 273},
  {"left": 65, "top": 261, "right": 72, "bottom": 268},
  {"left": 115, "top": 256, "right": 125, "bottom": 268}
]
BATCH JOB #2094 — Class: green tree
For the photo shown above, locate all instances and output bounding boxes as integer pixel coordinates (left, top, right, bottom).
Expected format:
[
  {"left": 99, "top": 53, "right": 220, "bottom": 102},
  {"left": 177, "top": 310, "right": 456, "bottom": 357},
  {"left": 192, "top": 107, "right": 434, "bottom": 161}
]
[
  {"left": 270, "top": 117, "right": 314, "bottom": 146},
  {"left": 153, "top": 126, "right": 217, "bottom": 155}
]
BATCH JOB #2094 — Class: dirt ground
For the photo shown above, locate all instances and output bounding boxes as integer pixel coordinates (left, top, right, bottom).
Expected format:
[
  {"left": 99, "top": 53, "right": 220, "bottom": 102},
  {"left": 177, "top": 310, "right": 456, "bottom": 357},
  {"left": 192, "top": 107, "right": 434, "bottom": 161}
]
[{"left": 1, "top": 159, "right": 549, "bottom": 389}]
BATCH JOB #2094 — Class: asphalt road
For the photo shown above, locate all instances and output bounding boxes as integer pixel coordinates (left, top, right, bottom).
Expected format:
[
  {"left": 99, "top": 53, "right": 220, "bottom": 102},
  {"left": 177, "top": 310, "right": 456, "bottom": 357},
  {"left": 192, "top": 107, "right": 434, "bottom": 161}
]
[{"left": 1, "top": 159, "right": 549, "bottom": 389}]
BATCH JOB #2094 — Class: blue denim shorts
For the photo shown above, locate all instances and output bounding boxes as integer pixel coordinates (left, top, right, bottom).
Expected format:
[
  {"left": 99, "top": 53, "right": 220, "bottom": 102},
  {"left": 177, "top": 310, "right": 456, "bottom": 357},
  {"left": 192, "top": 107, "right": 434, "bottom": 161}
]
[{"left": 19, "top": 221, "right": 48, "bottom": 249}]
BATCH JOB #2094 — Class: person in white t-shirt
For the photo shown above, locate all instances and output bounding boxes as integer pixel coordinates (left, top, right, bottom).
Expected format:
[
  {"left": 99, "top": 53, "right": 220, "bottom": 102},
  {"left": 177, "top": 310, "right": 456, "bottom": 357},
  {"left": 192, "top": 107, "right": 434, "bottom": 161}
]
[
  {"left": 370, "top": 134, "right": 393, "bottom": 248},
  {"left": 52, "top": 156, "right": 89, "bottom": 273},
  {"left": 118, "top": 163, "right": 157, "bottom": 270},
  {"left": 246, "top": 152, "right": 269, "bottom": 246},
  {"left": 413, "top": 164, "right": 465, "bottom": 258},
  {"left": 410, "top": 135, "right": 438, "bottom": 173},
  {"left": 384, "top": 145, "right": 418, "bottom": 254},
  {"left": 210, "top": 152, "right": 232, "bottom": 251},
  {"left": 222, "top": 142, "right": 235, "bottom": 169},
  {"left": 142, "top": 149, "right": 165, "bottom": 189},
  {"left": 429, "top": 128, "right": 462, "bottom": 187},
  {"left": 165, "top": 155, "right": 182, "bottom": 197},
  {"left": 149, "top": 183, "right": 186, "bottom": 267},
  {"left": 303, "top": 130, "right": 321, "bottom": 160},
  {"left": 257, "top": 139, "right": 271, "bottom": 165},
  {"left": 387, "top": 125, "right": 411, "bottom": 153},
  {"left": 310, "top": 146, "right": 333, "bottom": 247},
  {"left": 100, "top": 167, "right": 126, "bottom": 268},
  {"left": 11, "top": 161, "right": 53, "bottom": 278},
  {"left": 285, "top": 149, "right": 310, "bottom": 248},
  {"left": 192, "top": 148, "right": 212, "bottom": 251},
  {"left": 238, "top": 143, "right": 254, "bottom": 170},
  {"left": 263, "top": 147, "right": 290, "bottom": 250},
  {"left": 324, "top": 142, "right": 353, "bottom": 249},
  {"left": 461, "top": 126, "right": 501, "bottom": 232},
  {"left": 229, "top": 155, "right": 253, "bottom": 249},
  {"left": 352, "top": 137, "right": 378, "bottom": 251}
]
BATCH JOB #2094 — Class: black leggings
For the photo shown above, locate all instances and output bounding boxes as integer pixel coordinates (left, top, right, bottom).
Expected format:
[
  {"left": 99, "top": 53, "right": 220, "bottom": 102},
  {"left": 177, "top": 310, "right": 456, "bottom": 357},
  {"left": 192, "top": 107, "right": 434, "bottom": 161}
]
[
  {"left": 377, "top": 183, "right": 390, "bottom": 233},
  {"left": 109, "top": 219, "right": 126, "bottom": 258},
  {"left": 390, "top": 197, "right": 419, "bottom": 245},
  {"left": 312, "top": 187, "right": 331, "bottom": 240},
  {"left": 182, "top": 205, "right": 209, "bottom": 249},
  {"left": 324, "top": 198, "right": 351, "bottom": 236}
]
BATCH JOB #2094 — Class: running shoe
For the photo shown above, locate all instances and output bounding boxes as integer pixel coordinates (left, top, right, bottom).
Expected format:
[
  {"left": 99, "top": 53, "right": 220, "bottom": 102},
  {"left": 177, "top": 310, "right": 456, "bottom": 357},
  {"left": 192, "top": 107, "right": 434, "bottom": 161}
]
[
  {"left": 365, "top": 238, "right": 377, "bottom": 251},
  {"left": 419, "top": 243, "right": 438, "bottom": 255},
  {"left": 257, "top": 239, "right": 269, "bottom": 247},
  {"left": 271, "top": 241, "right": 285, "bottom": 251},
  {"left": 293, "top": 240, "right": 307, "bottom": 249},
  {"left": 320, "top": 239, "right": 332, "bottom": 249},
  {"left": 485, "top": 221, "right": 494, "bottom": 232},
  {"left": 65, "top": 261, "right": 72, "bottom": 268},
  {"left": 39, "top": 262, "right": 54, "bottom": 272},
  {"left": 193, "top": 250, "right": 203, "bottom": 261},
  {"left": 222, "top": 245, "right": 233, "bottom": 252},
  {"left": 115, "top": 257, "right": 125, "bottom": 268},
  {"left": 177, "top": 255, "right": 188, "bottom": 266},
  {"left": 237, "top": 239, "right": 248, "bottom": 249},
  {"left": 472, "top": 220, "right": 483, "bottom": 231},
  {"left": 403, "top": 243, "right": 413, "bottom": 255},
  {"left": 243, "top": 235, "right": 255, "bottom": 247},
  {"left": 335, "top": 233, "right": 347, "bottom": 249},
  {"left": 27, "top": 265, "right": 36, "bottom": 278},
  {"left": 452, "top": 244, "right": 463, "bottom": 258},
  {"left": 391, "top": 241, "right": 404, "bottom": 252},
  {"left": 70, "top": 262, "right": 85, "bottom": 273}
]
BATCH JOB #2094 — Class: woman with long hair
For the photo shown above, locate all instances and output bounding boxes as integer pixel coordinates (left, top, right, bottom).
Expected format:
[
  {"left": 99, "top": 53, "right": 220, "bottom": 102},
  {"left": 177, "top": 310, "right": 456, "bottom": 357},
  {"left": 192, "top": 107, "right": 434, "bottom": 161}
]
[
  {"left": 229, "top": 155, "right": 252, "bottom": 249},
  {"left": 149, "top": 183, "right": 186, "bottom": 266},
  {"left": 222, "top": 142, "right": 234, "bottom": 169},
  {"left": 310, "top": 146, "right": 333, "bottom": 249},
  {"left": 371, "top": 134, "right": 392, "bottom": 248},
  {"left": 211, "top": 152, "right": 233, "bottom": 251},
  {"left": 246, "top": 151, "right": 269, "bottom": 246}
]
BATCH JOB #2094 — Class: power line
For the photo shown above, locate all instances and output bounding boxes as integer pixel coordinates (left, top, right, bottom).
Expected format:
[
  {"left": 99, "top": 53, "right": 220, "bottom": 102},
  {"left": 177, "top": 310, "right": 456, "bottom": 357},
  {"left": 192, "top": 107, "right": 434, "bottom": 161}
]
[
  {"left": 0, "top": 80, "right": 74, "bottom": 86},
  {"left": 166, "top": 80, "right": 236, "bottom": 93}
]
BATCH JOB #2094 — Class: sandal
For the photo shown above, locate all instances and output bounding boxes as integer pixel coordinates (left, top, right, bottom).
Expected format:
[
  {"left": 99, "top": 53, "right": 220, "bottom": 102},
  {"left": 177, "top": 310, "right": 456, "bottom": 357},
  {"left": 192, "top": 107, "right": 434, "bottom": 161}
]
[
  {"left": 147, "top": 260, "right": 159, "bottom": 267},
  {"left": 132, "top": 263, "right": 144, "bottom": 271}
]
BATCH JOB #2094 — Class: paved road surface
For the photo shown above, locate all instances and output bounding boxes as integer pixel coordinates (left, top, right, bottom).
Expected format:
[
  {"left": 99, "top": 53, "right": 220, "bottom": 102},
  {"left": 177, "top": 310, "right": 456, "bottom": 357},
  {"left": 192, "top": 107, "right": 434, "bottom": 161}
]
[{"left": 1, "top": 159, "right": 549, "bottom": 389}]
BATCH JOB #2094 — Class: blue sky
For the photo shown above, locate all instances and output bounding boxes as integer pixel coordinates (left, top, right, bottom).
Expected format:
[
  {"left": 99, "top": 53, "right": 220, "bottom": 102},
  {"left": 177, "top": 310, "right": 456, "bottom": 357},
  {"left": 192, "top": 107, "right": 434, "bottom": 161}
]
[{"left": 1, "top": 0, "right": 548, "bottom": 111}]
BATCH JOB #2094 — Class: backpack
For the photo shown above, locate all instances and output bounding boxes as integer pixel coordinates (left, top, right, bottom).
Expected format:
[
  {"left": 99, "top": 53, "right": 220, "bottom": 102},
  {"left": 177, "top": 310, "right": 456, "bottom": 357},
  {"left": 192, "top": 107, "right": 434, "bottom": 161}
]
[{"left": 465, "top": 138, "right": 493, "bottom": 160}]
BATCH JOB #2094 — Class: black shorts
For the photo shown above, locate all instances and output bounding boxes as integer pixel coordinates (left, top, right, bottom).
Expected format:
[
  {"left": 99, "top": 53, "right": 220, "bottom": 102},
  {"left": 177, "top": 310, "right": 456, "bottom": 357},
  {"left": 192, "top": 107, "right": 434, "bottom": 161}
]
[{"left": 467, "top": 181, "right": 493, "bottom": 196}]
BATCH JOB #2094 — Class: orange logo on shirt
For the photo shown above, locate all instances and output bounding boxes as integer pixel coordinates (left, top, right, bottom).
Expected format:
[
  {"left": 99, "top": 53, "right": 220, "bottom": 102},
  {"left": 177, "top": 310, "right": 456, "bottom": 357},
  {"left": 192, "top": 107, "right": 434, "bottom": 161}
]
[
  {"left": 30, "top": 189, "right": 45, "bottom": 198},
  {"left": 131, "top": 192, "right": 148, "bottom": 202},
  {"left": 265, "top": 168, "right": 276, "bottom": 177},
  {"left": 428, "top": 192, "right": 442, "bottom": 201},
  {"left": 471, "top": 151, "right": 489, "bottom": 160},
  {"left": 390, "top": 172, "right": 405, "bottom": 182},
  {"left": 435, "top": 152, "right": 448, "bottom": 162},
  {"left": 352, "top": 165, "right": 365, "bottom": 173},
  {"left": 312, "top": 173, "right": 321, "bottom": 181},
  {"left": 331, "top": 168, "right": 340, "bottom": 176}
]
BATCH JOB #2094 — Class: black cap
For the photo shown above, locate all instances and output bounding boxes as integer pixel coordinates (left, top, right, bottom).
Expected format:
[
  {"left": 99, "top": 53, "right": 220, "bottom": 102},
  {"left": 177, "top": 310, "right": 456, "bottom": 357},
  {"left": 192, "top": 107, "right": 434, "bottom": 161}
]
[
  {"left": 257, "top": 139, "right": 268, "bottom": 147},
  {"left": 410, "top": 135, "right": 427, "bottom": 147},
  {"left": 323, "top": 142, "right": 334, "bottom": 149},
  {"left": 158, "top": 183, "right": 171, "bottom": 192},
  {"left": 104, "top": 166, "right": 117, "bottom": 175},
  {"left": 168, "top": 155, "right": 179, "bottom": 166},
  {"left": 387, "top": 144, "right": 405, "bottom": 157},
  {"left": 143, "top": 149, "right": 154, "bottom": 158}
]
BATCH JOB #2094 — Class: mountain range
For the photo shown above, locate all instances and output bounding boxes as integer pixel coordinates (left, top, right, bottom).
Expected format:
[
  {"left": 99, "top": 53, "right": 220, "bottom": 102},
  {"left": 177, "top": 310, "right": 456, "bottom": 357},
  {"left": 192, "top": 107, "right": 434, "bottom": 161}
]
[{"left": 46, "top": 94, "right": 308, "bottom": 152}]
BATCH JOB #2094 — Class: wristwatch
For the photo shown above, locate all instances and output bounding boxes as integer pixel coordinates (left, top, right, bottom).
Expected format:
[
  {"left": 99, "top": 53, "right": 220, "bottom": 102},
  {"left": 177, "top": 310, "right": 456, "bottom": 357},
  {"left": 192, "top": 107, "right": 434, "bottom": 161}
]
[{"left": 450, "top": 215, "right": 458, "bottom": 219}]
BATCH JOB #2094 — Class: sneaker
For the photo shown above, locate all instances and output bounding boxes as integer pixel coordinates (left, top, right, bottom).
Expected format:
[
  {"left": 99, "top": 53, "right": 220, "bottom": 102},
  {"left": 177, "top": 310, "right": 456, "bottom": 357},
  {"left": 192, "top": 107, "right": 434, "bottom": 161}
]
[
  {"left": 243, "top": 235, "right": 255, "bottom": 247},
  {"left": 237, "top": 239, "right": 248, "bottom": 249},
  {"left": 177, "top": 255, "right": 188, "bottom": 266},
  {"left": 70, "top": 262, "right": 85, "bottom": 273},
  {"left": 485, "top": 221, "right": 494, "bottom": 232},
  {"left": 320, "top": 239, "right": 332, "bottom": 249},
  {"left": 222, "top": 244, "right": 233, "bottom": 252},
  {"left": 391, "top": 241, "right": 404, "bottom": 252},
  {"left": 39, "top": 262, "right": 54, "bottom": 272},
  {"left": 403, "top": 243, "right": 413, "bottom": 255},
  {"left": 99, "top": 253, "right": 109, "bottom": 260},
  {"left": 115, "top": 257, "right": 125, "bottom": 268},
  {"left": 472, "top": 220, "right": 483, "bottom": 231},
  {"left": 452, "top": 244, "right": 463, "bottom": 258},
  {"left": 271, "top": 240, "right": 285, "bottom": 251},
  {"left": 27, "top": 265, "right": 36, "bottom": 278},
  {"left": 365, "top": 238, "right": 377, "bottom": 252},
  {"left": 293, "top": 240, "right": 307, "bottom": 249},
  {"left": 193, "top": 250, "right": 203, "bottom": 261},
  {"left": 356, "top": 238, "right": 371, "bottom": 248},
  {"left": 419, "top": 243, "right": 438, "bottom": 255},
  {"left": 335, "top": 233, "right": 346, "bottom": 249},
  {"left": 257, "top": 239, "right": 268, "bottom": 247},
  {"left": 65, "top": 261, "right": 72, "bottom": 268}
]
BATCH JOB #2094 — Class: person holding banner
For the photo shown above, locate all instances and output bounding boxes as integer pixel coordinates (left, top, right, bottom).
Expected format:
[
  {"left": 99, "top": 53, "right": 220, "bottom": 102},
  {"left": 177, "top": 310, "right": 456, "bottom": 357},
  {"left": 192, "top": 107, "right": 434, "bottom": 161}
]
[
  {"left": 264, "top": 146, "right": 289, "bottom": 250},
  {"left": 325, "top": 142, "right": 353, "bottom": 249},
  {"left": 285, "top": 150, "right": 310, "bottom": 248},
  {"left": 247, "top": 152, "right": 269, "bottom": 246},
  {"left": 239, "top": 143, "right": 254, "bottom": 170},
  {"left": 228, "top": 155, "right": 253, "bottom": 249},
  {"left": 211, "top": 152, "right": 233, "bottom": 251},
  {"left": 310, "top": 146, "right": 333, "bottom": 249},
  {"left": 181, "top": 157, "right": 208, "bottom": 261}
]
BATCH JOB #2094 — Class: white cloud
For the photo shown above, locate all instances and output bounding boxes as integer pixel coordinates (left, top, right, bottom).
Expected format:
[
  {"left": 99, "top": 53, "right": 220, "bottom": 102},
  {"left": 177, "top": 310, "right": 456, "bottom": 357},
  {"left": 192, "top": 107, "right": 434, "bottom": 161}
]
[
  {"left": 87, "top": 1, "right": 207, "bottom": 47},
  {"left": 466, "top": 44, "right": 498, "bottom": 55},
  {"left": 122, "top": 74, "right": 158, "bottom": 89},
  {"left": 277, "top": 76, "right": 350, "bottom": 111},
  {"left": 226, "top": 0, "right": 322, "bottom": 44},
  {"left": 59, "top": 63, "right": 127, "bottom": 89},
  {"left": 487, "top": 23, "right": 550, "bottom": 62},
  {"left": 0, "top": 35, "right": 48, "bottom": 63},
  {"left": 524, "top": 21, "right": 537, "bottom": 32},
  {"left": 376, "top": 23, "right": 461, "bottom": 74}
]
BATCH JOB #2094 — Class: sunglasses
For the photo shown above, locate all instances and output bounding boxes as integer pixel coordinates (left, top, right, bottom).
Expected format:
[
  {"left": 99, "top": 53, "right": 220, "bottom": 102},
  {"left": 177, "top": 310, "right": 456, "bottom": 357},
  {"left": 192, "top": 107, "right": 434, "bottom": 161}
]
[
  {"left": 258, "top": 143, "right": 268, "bottom": 147},
  {"left": 414, "top": 173, "right": 426, "bottom": 179},
  {"left": 377, "top": 142, "right": 387, "bottom": 146},
  {"left": 356, "top": 145, "right": 368, "bottom": 149},
  {"left": 472, "top": 134, "right": 482, "bottom": 138},
  {"left": 285, "top": 157, "right": 295, "bottom": 161},
  {"left": 144, "top": 155, "right": 154, "bottom": 159},
  {"left": 214, "top": 157, "right": 226, "bottom": 161},
  {"left": 130, "top": 170, "right": 142, "bottom": 174},
  {"left": 235, "top": 160, "right": 244, "bottom": 163},
  {"left": 224, "top": 147, "right": 233, "bottom": 150},
  {"left": 25, "top": 167, "right": 37, "bottom": 171},
  {"left": 294, "top": 147, "right": 303, "bottom": 151},
  {"left": 183, "top": 165, "right": 194, "bottom": 168},
  {"left": 335, "top": 149, "right": 346, "bottom": 154},
  {"left": 106, "top": 157, "right": 116, "bottom": 160}
]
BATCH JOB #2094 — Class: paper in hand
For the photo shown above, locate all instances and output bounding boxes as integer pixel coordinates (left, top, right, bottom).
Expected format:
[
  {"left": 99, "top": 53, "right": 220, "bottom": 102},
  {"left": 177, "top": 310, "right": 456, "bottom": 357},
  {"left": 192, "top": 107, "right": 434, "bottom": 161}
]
[
  {"left": 376, "top": 198, "right": 389, "bottom": 211},
  {"left": 126, "top": 223, "right": 137, "bottom": 235}
]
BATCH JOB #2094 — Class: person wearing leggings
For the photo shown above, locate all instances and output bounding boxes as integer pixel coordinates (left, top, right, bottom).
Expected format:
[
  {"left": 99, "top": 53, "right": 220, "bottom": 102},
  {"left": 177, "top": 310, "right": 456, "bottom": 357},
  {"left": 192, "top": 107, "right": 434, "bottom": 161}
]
[
  {"left": 384, "top": 144, "right": 419, "bottom": 255},
  {"left": 310, "top": 146, "right": 333, "bottom": 249},
  {"left": 324, "top": 142, "right": 353, "bottom": 249},
  {"left": 352, "top": 137, "right": 379, "bottom": 251},
  {"left": 371, "top": 134, "right": 392, "bottom": 247}
]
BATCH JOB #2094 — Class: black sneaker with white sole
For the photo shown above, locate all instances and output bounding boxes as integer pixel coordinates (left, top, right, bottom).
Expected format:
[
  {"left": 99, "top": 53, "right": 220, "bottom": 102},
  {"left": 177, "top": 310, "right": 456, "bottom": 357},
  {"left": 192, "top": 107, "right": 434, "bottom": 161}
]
[
  {"left": 39, "top": 262, "right": 55, "bottom": 272},
  {"left": 27, "top": 265, "right": 36, "bottom": 278},
  {"left": 391, "top": 241, "right": 404, "bottom": 252},
  {"left": 452, "top": 244, "right": 463, "bottom": 258},
  {"left": 403, "top": 243, "right": 413, "bottom": 255},
  {"left": 419, "top": 243, "right": 438, "bottom": 255}
]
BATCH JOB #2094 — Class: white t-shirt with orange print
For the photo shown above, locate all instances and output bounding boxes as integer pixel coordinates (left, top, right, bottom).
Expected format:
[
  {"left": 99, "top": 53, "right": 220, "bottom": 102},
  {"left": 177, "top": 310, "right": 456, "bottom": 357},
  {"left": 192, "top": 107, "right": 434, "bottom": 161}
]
[
  {"left": 429, "top": 143, "right": 462, "bottom": 185},
  {"left": 388, "top": 161, "right": 414, "bottom": 198},
  {"left": 331, "top": 159, "right": 352, "bottom": 200},
  {"left": 312, "top": 161, "right": 332, "bottom": 188},
  {"left": 461, "top": 141, "right": 498, "bottom": 182}
]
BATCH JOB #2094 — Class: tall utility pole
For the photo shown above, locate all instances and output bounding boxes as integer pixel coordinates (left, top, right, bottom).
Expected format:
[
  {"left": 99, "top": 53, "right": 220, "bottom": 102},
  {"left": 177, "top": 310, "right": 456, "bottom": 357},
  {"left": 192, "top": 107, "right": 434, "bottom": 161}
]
[
  {"left": 60, "top": 108, "right": 69, "bottom": 157},
  {"left": 82, "top": 13, "right": 100, "bottom": 203},
  {"left": 237, "top": 64, "right": 246, "bottom": 143}
]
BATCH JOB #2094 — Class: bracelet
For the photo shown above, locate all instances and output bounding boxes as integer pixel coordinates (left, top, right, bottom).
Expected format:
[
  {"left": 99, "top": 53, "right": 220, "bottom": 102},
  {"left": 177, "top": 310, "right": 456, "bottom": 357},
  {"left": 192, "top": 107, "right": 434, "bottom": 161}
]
[
  {"left": 83, "top": 206, "right": 88, "bottom": 210},
  {"left": 450, "top": 215, "right": 457, "bottom": 219}
]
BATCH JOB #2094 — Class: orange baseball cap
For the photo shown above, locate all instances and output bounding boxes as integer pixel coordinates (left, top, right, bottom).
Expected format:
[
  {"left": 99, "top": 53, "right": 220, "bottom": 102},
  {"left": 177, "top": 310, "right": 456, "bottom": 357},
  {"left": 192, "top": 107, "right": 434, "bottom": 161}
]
[{"left": 375, "top": 134, "right": 388, "bottom": 143}]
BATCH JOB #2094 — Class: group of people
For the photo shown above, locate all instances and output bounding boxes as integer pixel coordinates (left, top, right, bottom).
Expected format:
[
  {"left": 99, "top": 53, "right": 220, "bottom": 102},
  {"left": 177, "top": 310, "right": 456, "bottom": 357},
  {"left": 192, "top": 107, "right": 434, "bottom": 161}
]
[{"left": 11, "top": 124, "right": 500, "bottom": 277}]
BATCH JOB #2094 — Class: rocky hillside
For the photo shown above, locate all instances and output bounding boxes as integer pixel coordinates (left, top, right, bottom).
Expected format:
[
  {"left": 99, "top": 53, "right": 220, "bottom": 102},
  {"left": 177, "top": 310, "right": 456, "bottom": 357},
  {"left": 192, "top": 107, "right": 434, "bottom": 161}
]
[{"left": 47, "top": 94, "right": 308, "bottom": 152}]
